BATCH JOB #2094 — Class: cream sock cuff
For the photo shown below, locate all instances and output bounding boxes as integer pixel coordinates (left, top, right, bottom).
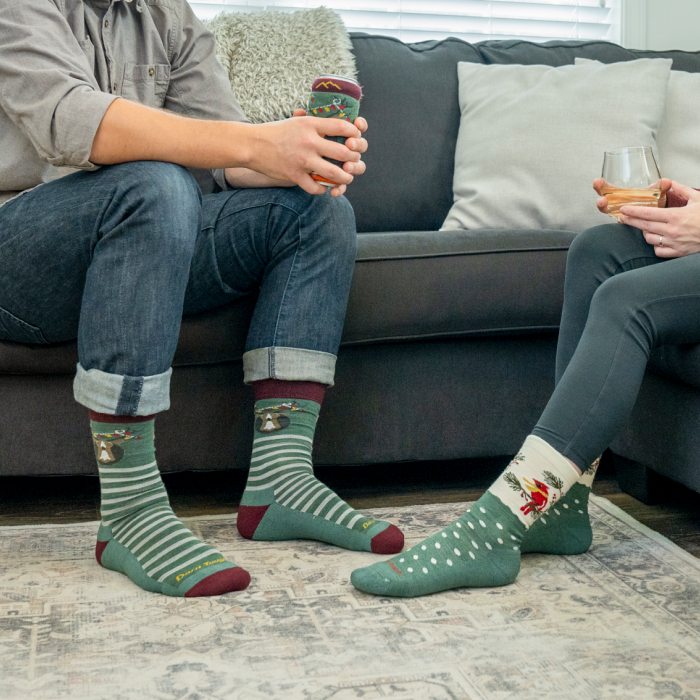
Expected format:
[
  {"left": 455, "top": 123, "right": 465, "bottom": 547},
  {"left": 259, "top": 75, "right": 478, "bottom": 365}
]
[{"left": 490, "top": 435, "right": 582, "bottom": 527}]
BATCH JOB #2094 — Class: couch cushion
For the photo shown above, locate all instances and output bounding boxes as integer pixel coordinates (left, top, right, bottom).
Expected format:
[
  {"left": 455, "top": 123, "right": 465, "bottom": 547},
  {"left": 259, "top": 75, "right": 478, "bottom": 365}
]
[
  {"left": 347, "top": 34, "right": 483, "bottom": 233},
  {"left": 343, "top": 228, "right": 575, "bottom": 343},
  {"left": 442, "top": 58, "right": 671, "bottom": 232}
]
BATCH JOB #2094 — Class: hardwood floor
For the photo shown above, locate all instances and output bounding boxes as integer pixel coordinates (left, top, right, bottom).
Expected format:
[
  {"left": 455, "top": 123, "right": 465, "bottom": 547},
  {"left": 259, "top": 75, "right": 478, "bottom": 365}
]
[{"left": 1, "top": 457, "right": 699, "bottom": 556}]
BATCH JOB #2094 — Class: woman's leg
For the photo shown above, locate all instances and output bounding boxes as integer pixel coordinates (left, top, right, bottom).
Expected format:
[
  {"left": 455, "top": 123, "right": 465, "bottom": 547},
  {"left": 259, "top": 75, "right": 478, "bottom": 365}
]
[
  {"left": 533, "top": 243, "right": 700, "bottom": 466},
  {"left": 184, "top": 187, "right": 403, "bottom": 554},
  {"left": 554, "top": 223, "right": 662, "bottom": 384},
  {"left": 353, "top": 228, "right": 700, "bottom": 597},
  {"left": 524, "top": 223, "right": 662, "bottom": 553},
  {"left": 0, "top": 163, "right": 249, "bottom": 596}
]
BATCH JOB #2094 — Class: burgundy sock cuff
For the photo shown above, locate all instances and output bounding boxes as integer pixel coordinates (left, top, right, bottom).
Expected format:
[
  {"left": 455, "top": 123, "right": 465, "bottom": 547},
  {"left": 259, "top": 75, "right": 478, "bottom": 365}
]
[
  {"left": 88, "top": 411, "right": 155, "bottom": 424},
  {"left": 251, "top": 379, "right": 326, "bottom": 405}
]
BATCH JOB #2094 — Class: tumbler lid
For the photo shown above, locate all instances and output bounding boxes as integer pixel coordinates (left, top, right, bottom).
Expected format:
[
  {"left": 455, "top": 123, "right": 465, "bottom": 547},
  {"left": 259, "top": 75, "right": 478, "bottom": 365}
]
[{"left": 311, "top": 75, "right": 362, "bottom": 100}]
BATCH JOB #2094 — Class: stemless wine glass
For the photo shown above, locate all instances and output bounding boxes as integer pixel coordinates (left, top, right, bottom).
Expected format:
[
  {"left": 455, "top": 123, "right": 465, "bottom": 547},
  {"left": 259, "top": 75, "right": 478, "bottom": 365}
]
[{"left": 601, "top": 146, "right": 662, "bottom": 220}]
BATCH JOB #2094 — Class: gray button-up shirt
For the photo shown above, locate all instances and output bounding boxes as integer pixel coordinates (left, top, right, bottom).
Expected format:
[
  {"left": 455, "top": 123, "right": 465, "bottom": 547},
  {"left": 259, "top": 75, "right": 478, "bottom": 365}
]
[{"left": 0, "top": 0, "right": 247, "bottom": 206}]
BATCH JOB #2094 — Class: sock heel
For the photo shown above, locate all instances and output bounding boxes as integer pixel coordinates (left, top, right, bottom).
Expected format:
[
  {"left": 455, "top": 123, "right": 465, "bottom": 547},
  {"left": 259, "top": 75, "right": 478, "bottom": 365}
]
[
  {"left": 242, "top": 397, "right": 405, "bottom": 553},
  {"left": 95, "top": 540, "right": 108, "bottom": 565},
  {"left": 236, "top": 504, "right": 269, "bottom": 539}
]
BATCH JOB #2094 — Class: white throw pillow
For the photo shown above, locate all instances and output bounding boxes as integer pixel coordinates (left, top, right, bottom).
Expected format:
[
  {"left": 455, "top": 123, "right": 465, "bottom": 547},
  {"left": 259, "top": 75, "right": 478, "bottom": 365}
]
[
  {"left": 576, "top": 57, "right": 700, "bottom": 186},
  {"left": 206, "top": 8, "right": 357, "bottom": 123},
  {"left": 441, "top": 59, "right": 672, "bottom": 232}
]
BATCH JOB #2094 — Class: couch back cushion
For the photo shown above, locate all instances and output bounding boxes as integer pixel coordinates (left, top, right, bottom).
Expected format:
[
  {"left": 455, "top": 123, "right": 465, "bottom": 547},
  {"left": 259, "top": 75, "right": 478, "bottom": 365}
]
[
  {"left": 477, "top": 39, "right": 700, "bottom": 71},
  {"left": 349, "top": 35, "right": 700, "bottom": 233},
  {"left": 347, "top": 35, "right": 483, "bottom": 233}
]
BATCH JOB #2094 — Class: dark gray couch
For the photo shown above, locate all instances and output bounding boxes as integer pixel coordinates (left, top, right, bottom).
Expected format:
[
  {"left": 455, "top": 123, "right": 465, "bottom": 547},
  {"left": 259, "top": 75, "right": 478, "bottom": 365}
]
[{"left": 2, "top": 34, "right": 699, "bottom": 500}]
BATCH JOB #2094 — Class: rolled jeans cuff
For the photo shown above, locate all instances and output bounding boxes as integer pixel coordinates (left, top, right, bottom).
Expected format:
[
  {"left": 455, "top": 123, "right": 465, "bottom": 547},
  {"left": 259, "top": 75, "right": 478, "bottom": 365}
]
[
  {"left": 73, "top": 363, "right": 172, "bottom": 416},
  {"left": 243, "top": 347, "right": 336, "bottom": 387}
]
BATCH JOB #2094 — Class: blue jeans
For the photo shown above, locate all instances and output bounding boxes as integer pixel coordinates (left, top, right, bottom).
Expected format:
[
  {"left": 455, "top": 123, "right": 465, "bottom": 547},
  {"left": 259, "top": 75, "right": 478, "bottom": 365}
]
[
  {"left": 0, "top": 162, "right": 356, "bottom": 415},
  {"left": 532, "top": 223, "right": 700, "bottom": 468}
]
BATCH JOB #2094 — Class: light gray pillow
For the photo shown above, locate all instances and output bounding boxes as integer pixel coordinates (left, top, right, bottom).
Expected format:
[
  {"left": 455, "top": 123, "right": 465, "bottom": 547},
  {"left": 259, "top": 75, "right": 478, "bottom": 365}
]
[
  {"left": 441, "top": 59, "right": 672, "bottom": 232},
  {"left": 207, "top": 8, "right": 357, "bottom": 123},
  {"left": 576, "top": 58, "right": 700, "bottom": 186}
]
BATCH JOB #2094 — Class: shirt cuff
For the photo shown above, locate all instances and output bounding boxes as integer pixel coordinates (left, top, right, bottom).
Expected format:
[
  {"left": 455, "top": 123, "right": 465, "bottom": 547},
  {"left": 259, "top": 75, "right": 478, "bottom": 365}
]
[{"left": 212, "top": 168, "right": 230, "bottom": 191}]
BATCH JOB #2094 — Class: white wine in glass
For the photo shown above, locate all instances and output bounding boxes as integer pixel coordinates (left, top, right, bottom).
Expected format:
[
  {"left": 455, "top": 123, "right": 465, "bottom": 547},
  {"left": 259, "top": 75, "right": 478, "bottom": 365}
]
[{"left": 601, "top": 146, "right": 662, "bottom": 220}]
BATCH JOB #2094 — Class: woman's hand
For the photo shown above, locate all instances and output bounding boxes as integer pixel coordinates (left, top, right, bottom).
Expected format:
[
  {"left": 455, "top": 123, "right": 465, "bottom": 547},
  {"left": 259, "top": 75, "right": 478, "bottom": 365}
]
[{"left": 618, "top": 181, "right": 700, "bottom": 258}]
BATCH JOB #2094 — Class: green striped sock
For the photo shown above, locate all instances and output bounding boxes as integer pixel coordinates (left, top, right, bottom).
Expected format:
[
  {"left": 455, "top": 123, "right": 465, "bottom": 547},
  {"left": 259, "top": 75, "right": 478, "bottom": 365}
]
[
  {"left": 93, "top": 417, "right": 250, "bottom": 597},
  {"left": 237, "top": 399, "right": 404, "bottom": 554},
  {"left": 351, "top": 435, "right": 581, "bottom": 597}
]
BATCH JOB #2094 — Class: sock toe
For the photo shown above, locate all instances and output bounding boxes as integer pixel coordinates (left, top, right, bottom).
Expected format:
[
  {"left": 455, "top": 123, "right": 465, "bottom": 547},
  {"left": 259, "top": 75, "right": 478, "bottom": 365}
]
[
  {"left": 371, "top": 524, "right": 404, "bottom": 554},
  {"left": 184, "top": 566, "right": 251, "bottom": 597},
  {"left": 351, "top": 564, "right": 387, "bottom": 595}
]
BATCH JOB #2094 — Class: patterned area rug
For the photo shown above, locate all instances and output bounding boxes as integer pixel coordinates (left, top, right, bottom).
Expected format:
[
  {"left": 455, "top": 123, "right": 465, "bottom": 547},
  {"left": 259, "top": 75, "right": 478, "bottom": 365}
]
[{"left": 1, "top": 495, "right": 699, "bottom": 700}]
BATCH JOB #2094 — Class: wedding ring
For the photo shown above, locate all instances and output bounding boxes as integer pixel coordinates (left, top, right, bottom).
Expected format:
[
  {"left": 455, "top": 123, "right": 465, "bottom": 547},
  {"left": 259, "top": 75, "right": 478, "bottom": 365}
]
[{"left": 657, "top": 234, "right": 664, "bottom": 246}]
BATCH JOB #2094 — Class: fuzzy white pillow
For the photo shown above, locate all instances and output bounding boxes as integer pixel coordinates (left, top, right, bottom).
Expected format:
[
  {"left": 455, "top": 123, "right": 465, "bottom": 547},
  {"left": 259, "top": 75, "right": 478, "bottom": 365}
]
[
  {"left": 206, "top": 8, "right": 357, "bottom": 123},
  {"left": 441, "top": 59, "right": 672, "bottom": 232}
]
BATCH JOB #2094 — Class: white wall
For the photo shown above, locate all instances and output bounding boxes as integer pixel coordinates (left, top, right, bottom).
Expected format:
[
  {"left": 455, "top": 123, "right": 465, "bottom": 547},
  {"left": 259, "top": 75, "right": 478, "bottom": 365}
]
[{"left": 622, "top": 0, "right": 700, "bottom": 51}]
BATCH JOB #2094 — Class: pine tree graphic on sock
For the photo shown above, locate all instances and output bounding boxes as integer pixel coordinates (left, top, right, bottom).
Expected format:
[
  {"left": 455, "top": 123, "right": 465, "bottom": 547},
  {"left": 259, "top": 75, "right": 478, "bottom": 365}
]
[
  {"left": 237, "top": 398, "right": 403, "bottom": 554},
  {"left": 93, "top": 416, "right": 250, "bottom": 596},
  {"left": 351, "top": 435, "right": 580, "bottom": 597}
]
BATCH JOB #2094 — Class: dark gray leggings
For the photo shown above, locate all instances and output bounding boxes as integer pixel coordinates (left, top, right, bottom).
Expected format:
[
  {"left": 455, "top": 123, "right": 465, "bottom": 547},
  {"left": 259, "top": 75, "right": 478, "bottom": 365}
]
[{"left": 532, "top": 223, "right": 700, "bottom": 469}]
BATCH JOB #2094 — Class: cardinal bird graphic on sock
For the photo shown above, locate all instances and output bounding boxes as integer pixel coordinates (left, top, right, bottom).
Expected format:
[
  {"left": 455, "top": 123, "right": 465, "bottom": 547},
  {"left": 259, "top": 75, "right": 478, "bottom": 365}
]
[
  {"left": 502, "top": 469, "right": 565, "bottom": 519},
  {"left": 520, "top": 477, "right": 550, "bottom": 515}
]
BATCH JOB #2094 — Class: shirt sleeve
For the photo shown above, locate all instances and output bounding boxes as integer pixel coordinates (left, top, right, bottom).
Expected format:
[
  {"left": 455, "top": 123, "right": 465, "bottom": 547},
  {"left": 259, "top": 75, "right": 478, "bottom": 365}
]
[
  {"left": 166, "top": 2, "right": 251, "bottom": 190},
  {"left": 0, "top": 1, "right": 118, "bottom": 169}
]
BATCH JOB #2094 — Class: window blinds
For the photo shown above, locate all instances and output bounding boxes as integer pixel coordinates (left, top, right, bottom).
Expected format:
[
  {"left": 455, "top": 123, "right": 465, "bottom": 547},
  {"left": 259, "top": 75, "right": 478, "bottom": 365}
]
[{"left": 188, "top": 1, "right": 621, "bottom": 45}]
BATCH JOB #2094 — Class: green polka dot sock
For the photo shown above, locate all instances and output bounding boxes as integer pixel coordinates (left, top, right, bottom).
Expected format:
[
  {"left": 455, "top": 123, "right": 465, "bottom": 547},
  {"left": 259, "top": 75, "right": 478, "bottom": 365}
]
[
  {"left": 521, "top": 457, "right": 600, "bottom": 555},
  {"left": 351, "top": 435, "right": 580, "bottom": 597},
  {"left": 237, "top": 397, "right": 404, "bottom": 553},
  {"left": 92, "top": 414, "right": 250, "bottom": 597}
]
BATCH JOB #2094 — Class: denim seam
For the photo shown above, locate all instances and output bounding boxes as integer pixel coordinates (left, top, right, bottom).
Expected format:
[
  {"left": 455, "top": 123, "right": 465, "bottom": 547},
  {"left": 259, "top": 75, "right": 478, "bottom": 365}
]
[
  {"left": 116, "top": 376, "right": 144, "bottom": 416},
  {"left": 208, "top": 200, "right": 304, "bottom": 296},
  {"left": 270, "top": 217, "right": 302, "bottom": 349},
  {"left": 202, "top": 222, "right": 239, "bottom": 296}
]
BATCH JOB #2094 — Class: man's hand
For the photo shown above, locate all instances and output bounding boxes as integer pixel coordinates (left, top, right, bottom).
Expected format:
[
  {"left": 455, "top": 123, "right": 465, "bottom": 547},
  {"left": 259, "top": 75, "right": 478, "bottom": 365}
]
[
  {"left": 240, "top": 115, "right": 364, "bottom": 196},
  {"left": 592, "top": 177, "right": 672, "bottom": 215},
  {"left": 618, "top": 181, "right": 700, "bottom": 258},
  {"left": 290, "top": 108, "right": 368, "bottom": 197}
]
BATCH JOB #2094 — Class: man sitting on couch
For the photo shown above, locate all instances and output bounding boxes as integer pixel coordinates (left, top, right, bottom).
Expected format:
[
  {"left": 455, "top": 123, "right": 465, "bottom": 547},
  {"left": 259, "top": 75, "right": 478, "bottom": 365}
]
[{"left": 0, "top": 0, "right": 403, "bottom": 597}]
